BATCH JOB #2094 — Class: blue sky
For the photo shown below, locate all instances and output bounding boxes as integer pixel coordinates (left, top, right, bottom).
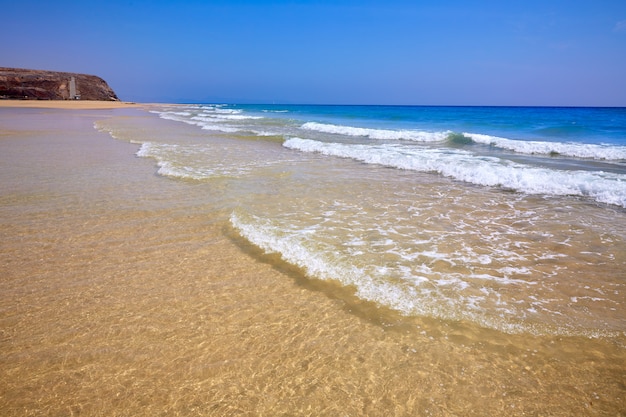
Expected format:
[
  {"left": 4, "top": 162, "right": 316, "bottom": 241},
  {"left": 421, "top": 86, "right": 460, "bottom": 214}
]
[{"left": 2, "top": 0, "right": 625, "bottom": 105}]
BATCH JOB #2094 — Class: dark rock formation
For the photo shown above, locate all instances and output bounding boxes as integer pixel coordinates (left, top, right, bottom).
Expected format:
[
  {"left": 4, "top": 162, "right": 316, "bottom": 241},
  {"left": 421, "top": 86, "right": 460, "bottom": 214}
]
[{"left": 0, "top": 67, "right": 119, "bottom": 101}]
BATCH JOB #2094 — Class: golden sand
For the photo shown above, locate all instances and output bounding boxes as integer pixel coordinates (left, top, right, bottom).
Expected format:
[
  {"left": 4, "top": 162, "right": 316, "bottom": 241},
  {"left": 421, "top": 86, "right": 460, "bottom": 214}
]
[
  {"left": 1, "top": 106, "right": 624, "bottom": 416},
  {"left": 0, "top": 99, "right": 141, "bottom": 110}
]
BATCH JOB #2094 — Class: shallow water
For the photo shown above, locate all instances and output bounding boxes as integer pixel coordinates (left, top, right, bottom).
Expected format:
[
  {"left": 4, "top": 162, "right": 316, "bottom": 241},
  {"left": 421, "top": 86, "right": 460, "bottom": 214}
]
[
  {"left": 1, "top": 107, "right": 625, "bottom": 416},
  {"left": 98, "top": 106, "right": 626, "bottom": 339}
]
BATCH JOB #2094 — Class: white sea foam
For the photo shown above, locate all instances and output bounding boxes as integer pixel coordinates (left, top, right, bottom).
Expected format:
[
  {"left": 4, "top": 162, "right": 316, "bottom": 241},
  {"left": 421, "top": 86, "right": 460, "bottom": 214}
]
[
  {"left": 186, "top": 116, "right": 240, "bottom": 133},
  {"left": 283, "top": 137, "right": 626, "bottom": 207},
  {"left": 212, "top": 107, "right": 242, "bottom": 114},
  {"left": 154, "top": 108, "right": 265, "bottom": 135},
  {"left": 464, "top": 132, "right": 626, "bottom": 160},
  {"left": 229, "top": 210, "right": 619, "bottom": 337},
  {"left": 199, "top": 125, "right": 240, "bottom": 133},
  {"left": 193, "top": 107, "right": 263, "bottom": 120},
  {"left": 136, "top": 142, "right": 204, "bottom": 180},
  {"left": 208, "top": 114, "right": 264, "bottom": 120},
  {"left": 152, "top": 112, "right": 240, "bottom": 133},
  {"left": 301, "top": 122, "right": 450, "bottom": 142},
  {"left": 230, "top": 210, "right": 458, "bottom": 320},
  {"left": 136, "top": 142, "right": 251, "bottom": 180},
  {"left": 154, "top": 111, "right": 189, "bottom": 123}
]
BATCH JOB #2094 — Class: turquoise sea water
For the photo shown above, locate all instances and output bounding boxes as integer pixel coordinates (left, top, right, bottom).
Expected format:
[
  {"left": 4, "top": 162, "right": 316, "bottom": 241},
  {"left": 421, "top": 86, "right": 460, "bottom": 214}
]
[
  {"left": 249, "top": 104, "right": 626, "bottom": 146},
  {"left": 98, "top": 104, "right": 626, "bottom": 339},
  {"left": 155, "top": 104, "right": 626, "bottom": 204}
]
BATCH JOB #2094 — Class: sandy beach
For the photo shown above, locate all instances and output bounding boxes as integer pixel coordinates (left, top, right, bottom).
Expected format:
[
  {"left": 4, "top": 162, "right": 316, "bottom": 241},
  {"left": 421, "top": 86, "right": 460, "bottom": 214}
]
[
  {"left": 1, "top": 102, "right": 625, "bottom": 416},
  {"left": 0, "top": 100, "right": 140, "bottom": 110}
]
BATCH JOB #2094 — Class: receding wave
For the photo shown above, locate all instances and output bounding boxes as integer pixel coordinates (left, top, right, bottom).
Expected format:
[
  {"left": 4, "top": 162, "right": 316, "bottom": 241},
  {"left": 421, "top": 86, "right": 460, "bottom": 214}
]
[
  {"left": 230, "top": 210, "right": 507, "bottom": 333},
  {"left": 464, "top": 132, "right": 626, "bottom": 160},
  {"left": 283, "top": 137, "right": 626, "bottom": 207},
  {"left": 136, "top": 142, "right": 255, "bottom": 180},
  {"left": 301, "top": 121, "right": 450, "bottom": 142},
  {"left": 153, "top": 108, "right": 264, "bottom": 135},
  {"left": 230, "top": 210, "right": 620, "bottom": 337}
]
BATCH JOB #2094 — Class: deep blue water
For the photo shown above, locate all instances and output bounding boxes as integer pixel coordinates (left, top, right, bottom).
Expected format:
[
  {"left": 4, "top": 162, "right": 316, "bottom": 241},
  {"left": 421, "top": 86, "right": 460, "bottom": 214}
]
[{"left": 237, "top": 105, "right": 626, "bottom": 146}]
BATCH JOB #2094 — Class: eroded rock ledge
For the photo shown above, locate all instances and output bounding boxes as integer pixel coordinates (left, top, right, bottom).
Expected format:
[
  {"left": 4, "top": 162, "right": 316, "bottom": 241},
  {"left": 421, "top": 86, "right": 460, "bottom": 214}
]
[{"left": 0, "top": 67, "right": 119, "bottom": 101}]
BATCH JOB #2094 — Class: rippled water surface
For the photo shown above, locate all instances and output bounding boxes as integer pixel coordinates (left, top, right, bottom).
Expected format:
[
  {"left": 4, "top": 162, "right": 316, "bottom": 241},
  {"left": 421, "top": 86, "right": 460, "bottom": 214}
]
[{"left": 1, "top": 106, "right": 625, "bottom": 416}]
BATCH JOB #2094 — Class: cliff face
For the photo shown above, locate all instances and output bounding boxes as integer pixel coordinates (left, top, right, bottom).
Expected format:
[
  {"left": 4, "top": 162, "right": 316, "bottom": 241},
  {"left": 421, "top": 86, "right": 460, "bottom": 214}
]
[{"left": 0, "top": 67, "right": 119, "bottom": 101}]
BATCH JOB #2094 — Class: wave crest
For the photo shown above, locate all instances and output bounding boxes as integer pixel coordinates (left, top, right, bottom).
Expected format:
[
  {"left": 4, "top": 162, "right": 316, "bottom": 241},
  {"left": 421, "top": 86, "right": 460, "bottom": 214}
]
[
  {"left": 283, "top": 137, "right": 626, "bottom": 207},
  {"left": 465, "top": 132, "right": 626, "bottom": 160},
  {"left": 301, "top": 122, "right": 450, "bottom": 142}
]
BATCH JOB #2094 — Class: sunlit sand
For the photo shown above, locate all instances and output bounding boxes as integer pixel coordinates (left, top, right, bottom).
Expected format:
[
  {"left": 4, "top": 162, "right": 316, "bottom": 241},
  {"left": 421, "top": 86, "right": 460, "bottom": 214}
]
[{"left": 1, "top": 104, "right": 624, "bottom": 416}]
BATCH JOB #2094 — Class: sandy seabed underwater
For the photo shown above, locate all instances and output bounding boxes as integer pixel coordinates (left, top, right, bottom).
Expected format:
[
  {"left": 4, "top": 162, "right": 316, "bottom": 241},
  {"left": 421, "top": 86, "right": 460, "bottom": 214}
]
[{"left": 1, "top": 106, "right": 625, "bottom": 416}]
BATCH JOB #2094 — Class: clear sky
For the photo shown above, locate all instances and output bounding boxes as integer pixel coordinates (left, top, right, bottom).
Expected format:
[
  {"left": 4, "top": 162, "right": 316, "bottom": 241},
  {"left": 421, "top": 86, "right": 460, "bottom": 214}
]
[{"left": 2, "top": 0, "right": 625, "bottom": 105}]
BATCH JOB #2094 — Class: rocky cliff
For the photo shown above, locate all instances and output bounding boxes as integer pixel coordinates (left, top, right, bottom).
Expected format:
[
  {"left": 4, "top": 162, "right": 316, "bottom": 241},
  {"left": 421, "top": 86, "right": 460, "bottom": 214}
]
[{"left": 0, "top": 67, "right": 119, "bottom": 101}]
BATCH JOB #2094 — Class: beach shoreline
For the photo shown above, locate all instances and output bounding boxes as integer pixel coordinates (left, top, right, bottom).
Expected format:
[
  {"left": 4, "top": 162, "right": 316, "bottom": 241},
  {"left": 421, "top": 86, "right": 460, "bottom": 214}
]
[
  {"left": 1, "top": 105, "right": 625, "bottom": 416},
  {"left": 0, "top": 99, "right": 142, "bottom": 110}
]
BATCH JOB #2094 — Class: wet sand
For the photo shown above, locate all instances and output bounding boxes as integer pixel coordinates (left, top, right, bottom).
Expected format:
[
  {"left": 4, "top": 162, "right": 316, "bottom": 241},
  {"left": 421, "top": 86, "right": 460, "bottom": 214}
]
[{"left": 1, "top": 105, "right": 625, "bottom": 416}]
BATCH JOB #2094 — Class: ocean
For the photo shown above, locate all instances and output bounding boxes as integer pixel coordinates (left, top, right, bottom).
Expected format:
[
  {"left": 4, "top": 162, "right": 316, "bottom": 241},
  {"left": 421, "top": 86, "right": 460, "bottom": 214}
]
[
  {"left": 97, "top": 104, "right": 626, "bottom": 339},
  {"left": 3, "top": 104, "right": 626, "bottom": 415}
]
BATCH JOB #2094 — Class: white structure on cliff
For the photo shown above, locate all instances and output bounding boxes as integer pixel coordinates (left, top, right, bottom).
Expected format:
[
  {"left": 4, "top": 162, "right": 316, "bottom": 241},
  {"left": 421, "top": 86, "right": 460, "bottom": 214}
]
[{"left": 69, "top": 76, "right": 80, "bottom": 100}]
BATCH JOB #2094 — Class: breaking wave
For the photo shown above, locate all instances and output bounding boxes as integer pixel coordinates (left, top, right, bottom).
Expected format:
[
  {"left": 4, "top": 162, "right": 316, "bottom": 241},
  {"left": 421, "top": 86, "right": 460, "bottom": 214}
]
[
  {"left": 283, "top": 137, "right": 626, "bottom": 207},
  {"left": 464, "top": 132, "right": 626, "bottom": 161}
]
